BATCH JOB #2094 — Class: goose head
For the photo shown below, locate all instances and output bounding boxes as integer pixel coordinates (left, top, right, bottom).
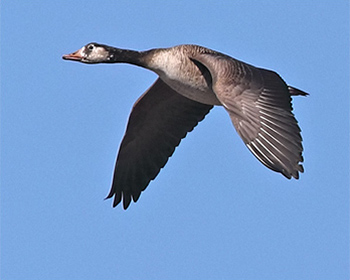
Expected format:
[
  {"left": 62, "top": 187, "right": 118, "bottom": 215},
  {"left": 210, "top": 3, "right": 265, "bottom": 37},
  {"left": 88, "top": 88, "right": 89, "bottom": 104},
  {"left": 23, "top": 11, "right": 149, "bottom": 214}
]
[{"left": 62, "top": 42, "right": 118, "bottom": 64}]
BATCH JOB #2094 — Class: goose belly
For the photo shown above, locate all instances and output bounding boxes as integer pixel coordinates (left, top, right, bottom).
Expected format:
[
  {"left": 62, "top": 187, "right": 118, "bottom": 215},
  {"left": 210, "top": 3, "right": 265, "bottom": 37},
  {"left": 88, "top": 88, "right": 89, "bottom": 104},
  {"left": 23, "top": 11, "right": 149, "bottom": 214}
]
[{"left": 160, "top": 75, "right": 221, "bottom": 106}]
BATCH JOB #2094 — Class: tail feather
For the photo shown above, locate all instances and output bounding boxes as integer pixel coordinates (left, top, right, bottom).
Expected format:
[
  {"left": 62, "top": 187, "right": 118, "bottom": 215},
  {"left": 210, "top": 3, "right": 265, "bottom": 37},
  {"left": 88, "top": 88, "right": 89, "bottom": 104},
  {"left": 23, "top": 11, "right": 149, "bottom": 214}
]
[{"left": 288, "top": 86, "right": 309, "bottom": 96}]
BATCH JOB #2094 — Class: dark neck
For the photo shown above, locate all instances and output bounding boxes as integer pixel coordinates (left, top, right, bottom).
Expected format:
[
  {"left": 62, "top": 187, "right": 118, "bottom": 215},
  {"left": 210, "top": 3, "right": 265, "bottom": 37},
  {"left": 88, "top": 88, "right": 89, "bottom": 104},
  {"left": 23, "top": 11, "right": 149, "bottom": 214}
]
[{"left": 107, "top": 47, "right": 150, "bottom": 67}]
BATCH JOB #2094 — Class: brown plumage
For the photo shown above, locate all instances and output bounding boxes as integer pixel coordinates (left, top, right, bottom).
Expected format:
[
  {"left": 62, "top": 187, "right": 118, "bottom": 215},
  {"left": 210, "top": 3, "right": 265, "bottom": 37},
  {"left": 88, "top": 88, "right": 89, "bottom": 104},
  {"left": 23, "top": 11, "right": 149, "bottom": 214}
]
[{"left": 63, "top": 43, "right": 308, "bottom": 209}]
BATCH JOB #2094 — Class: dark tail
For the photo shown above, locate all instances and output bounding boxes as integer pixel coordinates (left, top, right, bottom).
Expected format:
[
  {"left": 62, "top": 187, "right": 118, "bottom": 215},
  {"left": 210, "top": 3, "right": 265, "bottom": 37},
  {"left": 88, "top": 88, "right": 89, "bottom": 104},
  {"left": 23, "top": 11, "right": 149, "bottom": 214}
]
[{"left": 288, "top": 86, "right": 309, "bottom": 96}]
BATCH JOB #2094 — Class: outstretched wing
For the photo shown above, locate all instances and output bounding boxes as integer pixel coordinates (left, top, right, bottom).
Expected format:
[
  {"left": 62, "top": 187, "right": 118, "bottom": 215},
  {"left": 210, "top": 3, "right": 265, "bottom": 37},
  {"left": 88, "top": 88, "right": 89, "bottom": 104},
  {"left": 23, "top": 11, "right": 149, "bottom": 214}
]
[
  {"left": 192, "top": 53, "right": 306, "bottom": 179},
  {"left": 106, "top": 78, "right": 212, "bottom": 209}
]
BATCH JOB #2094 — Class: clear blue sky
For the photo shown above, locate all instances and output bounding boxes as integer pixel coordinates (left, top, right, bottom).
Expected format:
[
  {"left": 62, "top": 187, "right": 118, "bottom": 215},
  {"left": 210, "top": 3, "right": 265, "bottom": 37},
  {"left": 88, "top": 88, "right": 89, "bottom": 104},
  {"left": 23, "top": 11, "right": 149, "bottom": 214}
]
[{"left": 1, "top": 1, "right": 349, "bottom": 279}]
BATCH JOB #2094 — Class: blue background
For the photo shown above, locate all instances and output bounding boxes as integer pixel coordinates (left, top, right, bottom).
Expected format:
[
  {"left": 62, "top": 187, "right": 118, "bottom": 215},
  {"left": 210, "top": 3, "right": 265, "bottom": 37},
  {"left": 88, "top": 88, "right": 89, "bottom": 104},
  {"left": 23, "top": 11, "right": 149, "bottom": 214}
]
[{"left": 1, "top": 1, "right": 349, "bottom": 279}]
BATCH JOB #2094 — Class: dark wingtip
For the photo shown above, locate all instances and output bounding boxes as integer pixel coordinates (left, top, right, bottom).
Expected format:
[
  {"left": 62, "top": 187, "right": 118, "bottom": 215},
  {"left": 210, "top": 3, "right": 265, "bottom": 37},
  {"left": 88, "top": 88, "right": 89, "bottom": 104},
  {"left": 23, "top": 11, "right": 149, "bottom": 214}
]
[{"left": 281, "top": 163, "right": 304, "bottom": 180}]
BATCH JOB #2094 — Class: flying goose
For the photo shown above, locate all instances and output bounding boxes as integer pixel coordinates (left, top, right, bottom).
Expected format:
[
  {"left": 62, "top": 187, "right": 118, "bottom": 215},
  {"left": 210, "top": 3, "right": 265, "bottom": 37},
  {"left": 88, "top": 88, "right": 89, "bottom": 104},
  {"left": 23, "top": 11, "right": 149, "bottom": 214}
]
[{"left": 62, "top": 43, "right": 308, "bottom": 209}]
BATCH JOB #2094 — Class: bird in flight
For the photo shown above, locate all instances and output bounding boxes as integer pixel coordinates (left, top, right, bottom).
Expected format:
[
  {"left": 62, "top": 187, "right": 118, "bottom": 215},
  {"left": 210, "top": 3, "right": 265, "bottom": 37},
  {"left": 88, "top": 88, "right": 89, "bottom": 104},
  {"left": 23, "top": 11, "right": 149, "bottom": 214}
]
[{"left": 63, "top": 43, "right": 308, "bottom": 209}]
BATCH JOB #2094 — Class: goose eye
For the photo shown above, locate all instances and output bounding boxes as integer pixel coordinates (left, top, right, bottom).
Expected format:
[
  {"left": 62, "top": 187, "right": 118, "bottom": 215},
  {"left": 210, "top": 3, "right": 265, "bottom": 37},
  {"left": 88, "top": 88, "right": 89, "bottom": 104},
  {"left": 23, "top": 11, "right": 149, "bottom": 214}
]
[{"left": 87, "top": 44, "right": 95, "bottom": 51}]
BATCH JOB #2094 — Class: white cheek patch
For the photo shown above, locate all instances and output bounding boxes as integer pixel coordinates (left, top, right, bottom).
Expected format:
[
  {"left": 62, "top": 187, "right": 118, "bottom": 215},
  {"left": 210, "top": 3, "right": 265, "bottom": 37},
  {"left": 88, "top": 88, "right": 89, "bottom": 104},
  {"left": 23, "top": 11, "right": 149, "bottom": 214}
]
[
  {"left": 81, "top": 47, "right": 88, "bottom": 58},
  {"left": 80, "top": 45, "right": 108, "bottom": 61},
  {"left": 95, "top": 47, "right": 108, "bottom": 60}
]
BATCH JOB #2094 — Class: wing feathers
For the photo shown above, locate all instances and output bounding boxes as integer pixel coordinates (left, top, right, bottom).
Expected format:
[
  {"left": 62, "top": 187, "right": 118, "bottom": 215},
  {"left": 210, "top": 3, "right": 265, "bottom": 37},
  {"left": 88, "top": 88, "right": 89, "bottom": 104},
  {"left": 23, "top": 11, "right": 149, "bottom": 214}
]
[
  {"left": 193, "top": 54, "right": 306, "bottom": 179},
  {"left": 107, "top": 78, "right": 212, "bottom": 209}
]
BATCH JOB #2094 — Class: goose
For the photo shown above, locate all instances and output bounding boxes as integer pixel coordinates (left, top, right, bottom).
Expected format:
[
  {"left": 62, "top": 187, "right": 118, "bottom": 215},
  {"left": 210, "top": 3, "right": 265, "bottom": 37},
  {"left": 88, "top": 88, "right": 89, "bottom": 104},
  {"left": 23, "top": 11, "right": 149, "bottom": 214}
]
[{"left": 62, "top": 43, "right": 308, "bottom": 209}]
